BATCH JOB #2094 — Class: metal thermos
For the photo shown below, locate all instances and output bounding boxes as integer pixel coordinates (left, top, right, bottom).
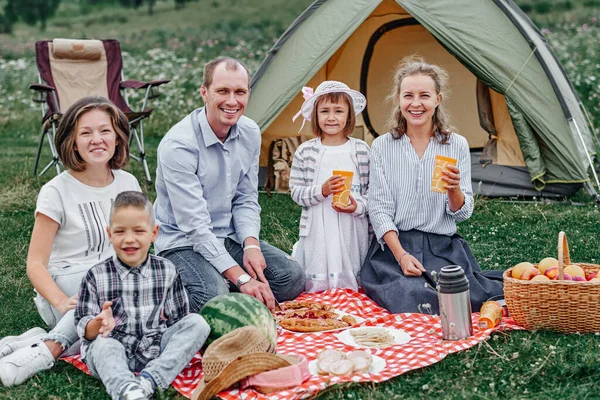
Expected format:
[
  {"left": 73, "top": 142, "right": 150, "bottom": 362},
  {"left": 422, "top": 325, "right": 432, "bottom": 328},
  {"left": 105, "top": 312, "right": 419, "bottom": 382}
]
[{"left": 437, "top": 265, "right": 473, "bottom": 340}]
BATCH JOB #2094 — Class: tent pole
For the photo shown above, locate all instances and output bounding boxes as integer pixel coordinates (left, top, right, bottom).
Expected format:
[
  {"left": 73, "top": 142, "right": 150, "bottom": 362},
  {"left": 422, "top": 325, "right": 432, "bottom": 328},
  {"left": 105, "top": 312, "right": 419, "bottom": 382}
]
[
  {"left": 580, "top": 103, "right": 600, "bottom": 148},
  {"left": 571, "top": 118, "right": 600, "bottom": 203}
]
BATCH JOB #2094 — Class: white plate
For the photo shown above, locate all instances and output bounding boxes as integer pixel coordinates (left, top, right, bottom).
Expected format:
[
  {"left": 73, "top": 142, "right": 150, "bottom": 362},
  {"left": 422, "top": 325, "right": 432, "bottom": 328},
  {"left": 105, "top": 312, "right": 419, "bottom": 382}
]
[
  {"left": 335, "top": 326, "right": 411, "bottom": 348},
  {"left": 278, "top": 309, "right": 364, "bottom": 334},
  {"left": 308, "top": 354, "right": 386, "bottom": 375}
]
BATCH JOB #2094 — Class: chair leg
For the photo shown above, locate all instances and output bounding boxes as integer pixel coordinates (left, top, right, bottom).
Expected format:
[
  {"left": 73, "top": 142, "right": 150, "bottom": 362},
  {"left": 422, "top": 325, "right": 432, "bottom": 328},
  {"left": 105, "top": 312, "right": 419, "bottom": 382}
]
[
  {"left": 141, "top": 154, "right": 152, "bottom": 183},
  {"left": 130, "top": 124, "right": 152, "bottom": 183},
  {"left": 33, "top": 127, "right": 46, "bottom": 175},
  {"left": 40, "top": 159, "right": 57, "bottom": 176},
  {"left": 39, "top": 126, "right": 61, "bottom": 176}
]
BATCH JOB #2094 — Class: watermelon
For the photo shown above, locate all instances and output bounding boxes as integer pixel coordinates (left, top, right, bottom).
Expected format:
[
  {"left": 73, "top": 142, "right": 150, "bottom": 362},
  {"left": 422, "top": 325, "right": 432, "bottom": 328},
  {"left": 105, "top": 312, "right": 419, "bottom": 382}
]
[{"left": 199, "top": 293, "right": 277, "bottom": 346}]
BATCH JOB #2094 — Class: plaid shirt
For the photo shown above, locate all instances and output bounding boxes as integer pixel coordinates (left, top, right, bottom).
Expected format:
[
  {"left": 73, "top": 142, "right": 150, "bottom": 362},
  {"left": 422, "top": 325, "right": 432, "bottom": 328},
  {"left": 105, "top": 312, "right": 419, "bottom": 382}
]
[{"left": 75, "top": 254, "right": 190, "bottom": 370}]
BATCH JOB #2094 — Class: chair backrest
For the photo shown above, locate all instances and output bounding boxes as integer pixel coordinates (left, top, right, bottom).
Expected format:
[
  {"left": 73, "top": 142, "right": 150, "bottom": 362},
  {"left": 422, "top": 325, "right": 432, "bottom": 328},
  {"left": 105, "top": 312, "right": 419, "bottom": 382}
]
[{"left": 35, "top": 39, "right": 131, "bottom": 120}]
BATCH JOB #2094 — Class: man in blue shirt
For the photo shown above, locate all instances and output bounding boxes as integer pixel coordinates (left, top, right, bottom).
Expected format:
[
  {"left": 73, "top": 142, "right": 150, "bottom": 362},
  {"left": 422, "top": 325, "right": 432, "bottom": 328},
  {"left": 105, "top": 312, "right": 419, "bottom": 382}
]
[{"left": 154, "top": 57, "right": 305, "bottom": 312}]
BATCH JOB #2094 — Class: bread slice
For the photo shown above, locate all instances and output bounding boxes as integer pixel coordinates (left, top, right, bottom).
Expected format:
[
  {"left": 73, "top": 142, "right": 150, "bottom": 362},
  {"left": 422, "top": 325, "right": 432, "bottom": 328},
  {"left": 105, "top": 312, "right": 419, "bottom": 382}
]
[{"left": 328, "top": 359, "right": 355, "bottom": 376}]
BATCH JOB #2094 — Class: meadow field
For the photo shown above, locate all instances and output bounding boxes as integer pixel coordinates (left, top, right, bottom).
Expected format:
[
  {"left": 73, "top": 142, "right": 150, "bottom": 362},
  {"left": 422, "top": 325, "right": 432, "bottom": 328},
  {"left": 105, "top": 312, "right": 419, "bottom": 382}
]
[{"left": 1, "top": 0, "right": 600, "bottom": 399}]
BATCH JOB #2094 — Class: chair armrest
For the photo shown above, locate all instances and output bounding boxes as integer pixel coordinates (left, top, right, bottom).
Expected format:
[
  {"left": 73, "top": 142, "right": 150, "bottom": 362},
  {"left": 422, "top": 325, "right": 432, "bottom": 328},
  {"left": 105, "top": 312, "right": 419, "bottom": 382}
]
[
  {"left": 120, "top": 79, "right": 170, "bottom": 89},
  {"left": 29, "top": 83, "right": 55, "bottom": 92}
]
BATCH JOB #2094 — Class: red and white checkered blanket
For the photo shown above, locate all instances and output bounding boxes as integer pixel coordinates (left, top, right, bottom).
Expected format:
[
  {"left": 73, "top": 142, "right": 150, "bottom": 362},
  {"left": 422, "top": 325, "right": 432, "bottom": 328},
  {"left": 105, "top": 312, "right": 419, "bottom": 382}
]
[{"left": 64, "top": 289, "right": 522, "bottom": 399}]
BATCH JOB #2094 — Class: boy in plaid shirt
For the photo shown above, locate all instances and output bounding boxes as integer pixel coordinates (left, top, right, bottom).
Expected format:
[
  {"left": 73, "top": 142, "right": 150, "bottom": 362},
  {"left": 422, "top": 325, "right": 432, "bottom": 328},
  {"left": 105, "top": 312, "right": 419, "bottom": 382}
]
[{"left": 75, "top": 191, "right": 210, "bottom": 400}]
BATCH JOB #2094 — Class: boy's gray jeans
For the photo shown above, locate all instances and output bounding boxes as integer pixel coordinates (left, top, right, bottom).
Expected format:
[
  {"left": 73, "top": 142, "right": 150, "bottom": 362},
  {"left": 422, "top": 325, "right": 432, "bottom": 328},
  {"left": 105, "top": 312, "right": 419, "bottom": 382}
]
[{"left": 83, "top": 314, "right": 209, "bottom": 400}]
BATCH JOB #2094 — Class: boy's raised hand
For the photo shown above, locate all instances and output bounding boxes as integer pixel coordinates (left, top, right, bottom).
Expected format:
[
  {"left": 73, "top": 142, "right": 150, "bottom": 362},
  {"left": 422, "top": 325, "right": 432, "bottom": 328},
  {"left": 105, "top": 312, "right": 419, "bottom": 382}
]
[{"left": 95, "top": 301, "right": 115, "bottom": 338}]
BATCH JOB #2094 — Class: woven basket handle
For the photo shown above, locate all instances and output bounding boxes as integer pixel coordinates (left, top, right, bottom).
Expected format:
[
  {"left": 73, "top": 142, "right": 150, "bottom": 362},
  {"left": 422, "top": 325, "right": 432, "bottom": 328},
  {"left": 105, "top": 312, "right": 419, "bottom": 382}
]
[{"left": 557, "top": 231, "right": 571, "bottom": 280}]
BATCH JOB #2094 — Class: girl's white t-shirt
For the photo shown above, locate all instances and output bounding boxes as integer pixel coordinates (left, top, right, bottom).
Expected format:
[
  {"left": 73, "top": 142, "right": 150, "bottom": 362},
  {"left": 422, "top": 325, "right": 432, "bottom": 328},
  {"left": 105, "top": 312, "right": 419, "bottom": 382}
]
[{"left": 35, "top": 170, "right": 141, "bottom": 271}]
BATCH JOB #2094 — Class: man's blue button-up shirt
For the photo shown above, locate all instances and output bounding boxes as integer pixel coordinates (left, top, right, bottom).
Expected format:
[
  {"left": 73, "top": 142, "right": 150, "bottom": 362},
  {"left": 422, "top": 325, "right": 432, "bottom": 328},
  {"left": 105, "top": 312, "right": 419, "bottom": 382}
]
[{"left": 154, "top": 107, "right": 261, "bottom": 273}]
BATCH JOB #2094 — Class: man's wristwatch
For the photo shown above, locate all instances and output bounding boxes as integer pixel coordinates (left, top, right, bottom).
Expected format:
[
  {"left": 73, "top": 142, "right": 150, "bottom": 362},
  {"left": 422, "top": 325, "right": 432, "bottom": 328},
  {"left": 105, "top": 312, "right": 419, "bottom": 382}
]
[{"left": 236, "top": 273, "right": 252, "bottom": 288}]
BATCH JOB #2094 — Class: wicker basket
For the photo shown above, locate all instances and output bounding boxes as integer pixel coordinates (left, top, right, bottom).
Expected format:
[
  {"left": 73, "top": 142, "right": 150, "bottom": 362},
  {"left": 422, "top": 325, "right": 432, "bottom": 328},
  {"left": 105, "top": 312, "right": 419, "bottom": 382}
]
[{"left": 503, "top": 231, "right": 600, "bottom": 333}]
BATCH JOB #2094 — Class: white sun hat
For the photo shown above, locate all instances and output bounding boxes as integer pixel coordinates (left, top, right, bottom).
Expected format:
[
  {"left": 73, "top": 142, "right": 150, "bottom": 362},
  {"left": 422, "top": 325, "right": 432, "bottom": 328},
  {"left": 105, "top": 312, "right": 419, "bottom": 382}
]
[{"left": 292, "top": 81, "right": 367, "bottom": 131}]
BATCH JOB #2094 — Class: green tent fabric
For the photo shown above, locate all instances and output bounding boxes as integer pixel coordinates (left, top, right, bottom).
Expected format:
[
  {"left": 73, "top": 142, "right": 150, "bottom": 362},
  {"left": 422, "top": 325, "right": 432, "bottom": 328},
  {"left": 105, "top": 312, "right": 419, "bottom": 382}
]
[
  {"left": 246, "top": 0, "right": 595, "bottom": 193},
  {"left": 399, "top": 0, "right": 590, "bottom": 186},
  {"left": 248, "top": 0, "right": 379, "bottom": 130}
]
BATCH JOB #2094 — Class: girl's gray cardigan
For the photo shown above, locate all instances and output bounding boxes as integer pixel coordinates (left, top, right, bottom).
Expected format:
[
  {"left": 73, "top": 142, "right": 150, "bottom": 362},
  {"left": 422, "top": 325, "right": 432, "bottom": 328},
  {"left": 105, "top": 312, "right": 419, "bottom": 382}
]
[{"left": 289, "top": 137, "right": 370, "bottom": 237}]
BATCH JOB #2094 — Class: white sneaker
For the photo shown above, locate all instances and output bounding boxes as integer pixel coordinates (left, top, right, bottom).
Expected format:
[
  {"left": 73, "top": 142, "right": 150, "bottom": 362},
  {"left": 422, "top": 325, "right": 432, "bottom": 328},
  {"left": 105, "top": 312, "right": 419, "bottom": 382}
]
[
  {"left": 137, "top": 374, "right": 156, "bottom": 397},
  {"left": 0, "top": 343, "right": 54, "bottom": 386},
  {"left": 118, "top": 381, "right": 149, "bottom": 400},
  {"left": 0, "top": 327, "right": 47, "bottom": 359}
]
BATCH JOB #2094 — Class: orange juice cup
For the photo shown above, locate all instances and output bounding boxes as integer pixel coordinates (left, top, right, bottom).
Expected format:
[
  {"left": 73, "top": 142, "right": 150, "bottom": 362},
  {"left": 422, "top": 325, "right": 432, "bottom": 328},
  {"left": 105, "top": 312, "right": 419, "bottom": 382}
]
[
  {"left": 332, "top": 170, "right": 353, "bottom": 206},
  {"left": 431, "top": 155, "right": 457, "bottom": 193}
]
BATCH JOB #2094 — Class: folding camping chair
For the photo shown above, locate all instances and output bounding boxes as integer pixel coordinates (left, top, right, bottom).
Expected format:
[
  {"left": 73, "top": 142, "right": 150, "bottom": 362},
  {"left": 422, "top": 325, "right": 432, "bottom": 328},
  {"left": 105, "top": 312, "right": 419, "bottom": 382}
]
[{"left": 29, "top": 38, "right": 170, "bottom": 182}]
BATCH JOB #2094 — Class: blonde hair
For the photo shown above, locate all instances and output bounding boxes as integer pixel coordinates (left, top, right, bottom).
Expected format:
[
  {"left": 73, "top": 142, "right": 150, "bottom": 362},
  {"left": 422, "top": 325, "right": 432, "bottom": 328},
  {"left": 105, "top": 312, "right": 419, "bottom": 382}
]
[
  {"left": 310, "top": 92, "right": 356, "bottom": 138},
  {"left": 387, "top": 56, "right": 454, "bottom": 143}
]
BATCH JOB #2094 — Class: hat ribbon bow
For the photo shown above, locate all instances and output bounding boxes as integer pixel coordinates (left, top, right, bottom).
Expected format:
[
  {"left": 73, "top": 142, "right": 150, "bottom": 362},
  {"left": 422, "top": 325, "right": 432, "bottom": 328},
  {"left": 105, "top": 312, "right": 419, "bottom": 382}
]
[{"left": 292, "top": 86, "right": 314, "bottom": 131}]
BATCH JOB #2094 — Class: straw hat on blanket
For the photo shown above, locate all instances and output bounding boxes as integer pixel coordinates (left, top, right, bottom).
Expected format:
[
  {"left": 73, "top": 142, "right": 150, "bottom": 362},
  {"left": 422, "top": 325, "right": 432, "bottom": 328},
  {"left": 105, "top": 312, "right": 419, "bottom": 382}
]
[{"left": 192, "top": 326, "right": 306, "bottom": 400}]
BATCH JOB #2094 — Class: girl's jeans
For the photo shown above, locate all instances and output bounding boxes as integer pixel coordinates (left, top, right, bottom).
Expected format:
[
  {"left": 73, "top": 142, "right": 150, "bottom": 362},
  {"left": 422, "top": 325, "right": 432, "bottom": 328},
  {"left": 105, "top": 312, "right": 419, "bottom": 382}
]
[{"left": 34, "top": 263, "right": 89, "bottom": 353}]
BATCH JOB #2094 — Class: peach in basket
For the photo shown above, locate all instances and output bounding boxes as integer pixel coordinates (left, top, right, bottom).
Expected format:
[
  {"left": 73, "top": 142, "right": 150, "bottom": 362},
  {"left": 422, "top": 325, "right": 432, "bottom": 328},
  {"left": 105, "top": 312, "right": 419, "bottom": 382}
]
[
  {"left": 537, "top": 257, "right": 558, "bottom": 274},
  {"left": 564, "top": 264, "right": 585, "bottom": 279},
  {"left": 511, "top": 262, "right": 534, "bottom": 279},
  {"left": 521, "top": 267, "right": 540, "bottom": 280}
]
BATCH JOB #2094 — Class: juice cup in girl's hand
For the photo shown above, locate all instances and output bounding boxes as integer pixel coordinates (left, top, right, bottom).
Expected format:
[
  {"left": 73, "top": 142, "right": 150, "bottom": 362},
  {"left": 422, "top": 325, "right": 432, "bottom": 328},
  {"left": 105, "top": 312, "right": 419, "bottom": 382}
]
[
  {"left": 431, "top": 155, "right": 457, "bottom": 193},
  {"left": 332, "top": 170, "right": 353, "bottom": 206}
]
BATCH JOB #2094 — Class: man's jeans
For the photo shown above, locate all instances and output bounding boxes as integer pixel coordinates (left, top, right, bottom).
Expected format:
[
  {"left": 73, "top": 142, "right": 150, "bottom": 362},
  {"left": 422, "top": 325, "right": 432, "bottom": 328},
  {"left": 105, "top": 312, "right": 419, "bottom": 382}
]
[
  {"left": 159, "top": 238, "right": 305, "bottom": 312},
  {"left": 84, "top": 314, "right": 209, "bottom": 400}
]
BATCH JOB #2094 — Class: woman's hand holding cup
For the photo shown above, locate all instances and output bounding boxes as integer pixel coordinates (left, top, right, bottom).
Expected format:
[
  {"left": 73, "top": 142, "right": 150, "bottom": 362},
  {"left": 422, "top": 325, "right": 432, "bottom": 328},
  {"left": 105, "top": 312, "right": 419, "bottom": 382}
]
[{"left": 442, "top": 164, "right": 461, "bottom": 192}]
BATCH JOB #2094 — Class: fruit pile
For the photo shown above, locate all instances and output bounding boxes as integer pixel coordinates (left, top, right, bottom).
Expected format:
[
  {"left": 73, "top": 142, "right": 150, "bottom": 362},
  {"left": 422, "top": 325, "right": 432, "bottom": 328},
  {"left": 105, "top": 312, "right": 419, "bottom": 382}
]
[{"left": 510, "top": 257, "right": 600, "bottom": 282}]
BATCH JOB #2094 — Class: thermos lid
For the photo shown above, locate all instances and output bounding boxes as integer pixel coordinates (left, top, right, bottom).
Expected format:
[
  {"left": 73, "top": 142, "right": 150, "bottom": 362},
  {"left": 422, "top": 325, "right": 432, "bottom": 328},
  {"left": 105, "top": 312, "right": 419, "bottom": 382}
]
[{"left": 437, "top": 265, "right": 469, "bottom": 294}]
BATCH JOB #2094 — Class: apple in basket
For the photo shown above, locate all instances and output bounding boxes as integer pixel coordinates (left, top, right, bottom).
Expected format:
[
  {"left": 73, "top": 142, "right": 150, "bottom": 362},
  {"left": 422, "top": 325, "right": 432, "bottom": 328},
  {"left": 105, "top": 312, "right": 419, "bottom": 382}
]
[
  {"left": 520, "top": 267, "right": 541, "bottom": 280},
  {"left": 586, "top": 272, "right": 598, "bottom": 281},
  {"left": 511, "top": 262, "right": 535, "bottom": 279},
  {"left": 544, "top": 266, "right": 559, "bottom": 280},
  {"left": 557, "top": 273, "right": 573, "bottom": 281},
  {"left": 537, "top": 257, "right": 558, "bottom": 274}
]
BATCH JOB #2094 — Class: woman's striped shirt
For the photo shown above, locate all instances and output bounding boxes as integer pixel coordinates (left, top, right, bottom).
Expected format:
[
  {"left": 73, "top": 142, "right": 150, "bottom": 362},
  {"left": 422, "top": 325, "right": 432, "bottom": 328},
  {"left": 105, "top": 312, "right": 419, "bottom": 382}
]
[{"left": 368, "top": 132, "right": 474, "bottom": 240}]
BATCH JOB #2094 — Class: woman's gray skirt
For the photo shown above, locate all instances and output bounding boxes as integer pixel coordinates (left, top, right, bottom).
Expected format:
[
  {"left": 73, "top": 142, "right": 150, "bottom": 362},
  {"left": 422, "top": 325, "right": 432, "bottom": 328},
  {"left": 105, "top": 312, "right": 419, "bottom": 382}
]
[{"left": 360, "top": 230, "right": 503, "bottom": 314}]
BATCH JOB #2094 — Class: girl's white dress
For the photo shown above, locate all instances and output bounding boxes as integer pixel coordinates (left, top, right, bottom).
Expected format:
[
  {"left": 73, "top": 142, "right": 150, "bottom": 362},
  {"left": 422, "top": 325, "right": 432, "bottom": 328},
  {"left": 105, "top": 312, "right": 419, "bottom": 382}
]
[{"left": 292, "top": 141, "right": 369, "bottom": 292}]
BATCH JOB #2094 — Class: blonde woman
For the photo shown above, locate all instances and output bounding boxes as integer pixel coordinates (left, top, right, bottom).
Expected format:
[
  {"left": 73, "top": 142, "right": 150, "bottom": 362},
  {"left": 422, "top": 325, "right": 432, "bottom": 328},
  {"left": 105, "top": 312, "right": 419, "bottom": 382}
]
[{"left": 361, "top": 57, "right": 503, "bottom": 314}]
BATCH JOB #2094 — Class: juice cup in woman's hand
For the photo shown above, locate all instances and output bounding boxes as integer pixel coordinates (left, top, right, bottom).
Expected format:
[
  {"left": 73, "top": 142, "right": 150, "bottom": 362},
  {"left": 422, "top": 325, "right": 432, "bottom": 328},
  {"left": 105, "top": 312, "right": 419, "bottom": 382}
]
[
  {"left": 431, "top": 155, "right": 457, "bottom": 193},
  {"left": 332, "top": 170, "right": 353, "bottom": 206}
]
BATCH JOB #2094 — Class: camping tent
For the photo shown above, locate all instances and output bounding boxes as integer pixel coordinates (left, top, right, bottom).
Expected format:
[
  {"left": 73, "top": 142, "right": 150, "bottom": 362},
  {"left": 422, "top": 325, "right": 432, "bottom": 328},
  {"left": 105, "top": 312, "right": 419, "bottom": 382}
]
[{"left": 246, "top": 0, "right": 599, "bottom": 198}]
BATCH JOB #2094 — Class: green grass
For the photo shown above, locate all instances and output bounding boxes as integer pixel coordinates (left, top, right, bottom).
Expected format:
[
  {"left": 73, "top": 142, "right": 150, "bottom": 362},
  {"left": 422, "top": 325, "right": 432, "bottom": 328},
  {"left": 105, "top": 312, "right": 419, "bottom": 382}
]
[{"left": 1, "top": 0, "right": 600, "bottom": 399}]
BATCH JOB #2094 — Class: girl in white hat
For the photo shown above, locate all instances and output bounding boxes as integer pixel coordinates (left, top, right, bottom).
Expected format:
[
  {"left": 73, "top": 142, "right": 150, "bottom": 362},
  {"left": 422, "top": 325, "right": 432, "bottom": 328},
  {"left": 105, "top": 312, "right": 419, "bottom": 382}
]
[{"left": 289, "top": 81, "right": 370, "bottom": 293}]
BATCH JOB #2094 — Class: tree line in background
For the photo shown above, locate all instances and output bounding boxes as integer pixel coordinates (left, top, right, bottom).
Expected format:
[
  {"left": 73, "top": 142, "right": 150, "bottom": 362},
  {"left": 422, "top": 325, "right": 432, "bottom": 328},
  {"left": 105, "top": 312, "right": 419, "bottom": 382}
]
[{"left": 0, "top": 0, "right": 194, "bottom": 33}]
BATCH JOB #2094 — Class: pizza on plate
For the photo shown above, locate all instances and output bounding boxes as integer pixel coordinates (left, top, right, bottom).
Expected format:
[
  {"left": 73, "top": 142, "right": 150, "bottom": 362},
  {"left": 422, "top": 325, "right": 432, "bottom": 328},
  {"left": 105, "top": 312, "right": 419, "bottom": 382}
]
[{"left": 272, "top": 301, "right": 358, "bottom": 332}]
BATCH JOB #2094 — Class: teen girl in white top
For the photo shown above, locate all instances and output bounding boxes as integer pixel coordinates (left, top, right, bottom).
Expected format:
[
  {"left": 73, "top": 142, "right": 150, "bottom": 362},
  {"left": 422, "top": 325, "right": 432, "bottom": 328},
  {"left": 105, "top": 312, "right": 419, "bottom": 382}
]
[{"left": 0, "top": 96, "right": 140, "bottom": 387}]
